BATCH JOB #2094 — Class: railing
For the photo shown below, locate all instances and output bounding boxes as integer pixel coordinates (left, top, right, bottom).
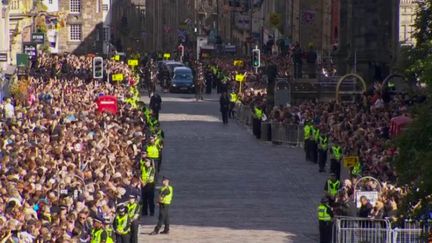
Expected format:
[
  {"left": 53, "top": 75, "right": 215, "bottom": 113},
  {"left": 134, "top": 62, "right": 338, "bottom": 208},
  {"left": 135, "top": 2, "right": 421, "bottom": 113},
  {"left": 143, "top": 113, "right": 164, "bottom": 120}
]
[
  {"left": 235, "top": 104, "right": 303, "bottom": 146},
  {"left": 333, "top": 217, "right": 432, "bottom": 243}
]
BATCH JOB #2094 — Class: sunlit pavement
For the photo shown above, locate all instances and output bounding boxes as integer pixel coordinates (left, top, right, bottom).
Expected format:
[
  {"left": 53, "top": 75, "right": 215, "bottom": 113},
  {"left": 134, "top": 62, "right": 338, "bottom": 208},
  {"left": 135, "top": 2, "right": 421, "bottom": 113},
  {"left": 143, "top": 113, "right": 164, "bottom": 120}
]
[{"left": 139, "top": 92, "right": 328, "bottom": 243}]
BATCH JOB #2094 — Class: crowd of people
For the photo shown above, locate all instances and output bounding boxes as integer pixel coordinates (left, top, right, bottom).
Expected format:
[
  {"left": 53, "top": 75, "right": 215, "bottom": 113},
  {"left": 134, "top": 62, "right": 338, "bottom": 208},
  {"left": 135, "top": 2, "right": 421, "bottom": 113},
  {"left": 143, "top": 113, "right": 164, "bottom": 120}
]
[{"left": 0, "top": 53, "right": 171, "bottom": 242}]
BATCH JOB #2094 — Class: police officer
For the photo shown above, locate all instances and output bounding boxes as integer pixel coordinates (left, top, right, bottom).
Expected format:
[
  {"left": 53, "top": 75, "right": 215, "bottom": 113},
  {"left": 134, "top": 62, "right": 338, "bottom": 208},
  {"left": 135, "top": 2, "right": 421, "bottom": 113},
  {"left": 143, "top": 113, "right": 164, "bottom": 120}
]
[
  {"left": 330, "top": 141, "right": 343, "bottom": 180},
  {"left": 104, "top": 217, "right": 115, "bottom": 243},
  {"left": 324, "top": 173, "right": 340, "bottom": 201},
  {"left": 140, "top": 159, "right": 156, "bottom": 216},
  {"left": 113, "top": 204, "right": 131, "bottom": 243},
  {"left": 91, "top": 217, "right": 113, "bottom": 243},
  {"left": 318, "top": 197, "right": 333, "bottom": 243},
  {"left": 303, "top": 120, "right": 313, "bottom": 162},
  {"left": 318, "top": 130, "right": 329, "bottom": 172},
  {"left": 146, "top": 137, "right": 161, "bottom": 173},
  {"left": 127, "top": 194, "right": 141, "bottom": 243},
  {"left": 150, "top": 177, "right": 173, "bottom": 235},
  {"left": 310, "top": 124, "right": 320, "bottom": 163},
  {"left": 228, "top": 90, "right": 238, "bottom": 118},
  {"left": 253, "top": 104, "right": 263, "bottom": 139}
]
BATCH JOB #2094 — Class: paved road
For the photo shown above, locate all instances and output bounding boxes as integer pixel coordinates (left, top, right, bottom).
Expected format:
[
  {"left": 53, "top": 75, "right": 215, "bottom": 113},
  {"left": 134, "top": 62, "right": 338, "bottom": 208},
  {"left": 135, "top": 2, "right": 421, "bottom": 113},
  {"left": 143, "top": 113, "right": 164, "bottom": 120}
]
[{"left": 139, "top": 92, "right": 328, "bottom": 243}]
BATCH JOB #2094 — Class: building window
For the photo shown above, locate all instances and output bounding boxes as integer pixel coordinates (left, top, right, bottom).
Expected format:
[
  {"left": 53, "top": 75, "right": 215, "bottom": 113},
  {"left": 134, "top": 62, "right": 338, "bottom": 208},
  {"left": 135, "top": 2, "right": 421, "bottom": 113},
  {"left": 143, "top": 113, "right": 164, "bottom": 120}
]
[
  {"left": 102, "top": 4, "right": 109, "bottom": 11},
  {"left": 69, "top": 24, "right": 82, "bottom": 41},
  {"left": 70, "top": 0, "right": 81, "bottom": 13},
  {"left": 103, "top": 27, "right": 110, "bottom": 41}
]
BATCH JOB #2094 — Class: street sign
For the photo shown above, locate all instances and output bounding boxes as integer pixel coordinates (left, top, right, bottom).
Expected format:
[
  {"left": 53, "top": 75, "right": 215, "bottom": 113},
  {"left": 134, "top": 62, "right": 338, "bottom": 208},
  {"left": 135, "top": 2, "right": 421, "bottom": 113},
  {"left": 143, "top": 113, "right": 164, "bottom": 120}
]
[
  {"left": 32, "top": 33, "right": 45, "bottom": 44},
  {"left": 343, "top": 156, "right": 359, "bottom": 168},
  {"left": 128, "top": 59, "right": 138, "bottom": 66},
  {"left": 112, "top": 73, "right": 124, "bottom": 81},
  {"left": 23, "top": 43, "right": 37, "bottom": 60},
  {"left": 0, "top": 53, "right": 7, "bottom": 62},
  {"left": 16, "top": 53, "right": 29, "bottom": 67}
]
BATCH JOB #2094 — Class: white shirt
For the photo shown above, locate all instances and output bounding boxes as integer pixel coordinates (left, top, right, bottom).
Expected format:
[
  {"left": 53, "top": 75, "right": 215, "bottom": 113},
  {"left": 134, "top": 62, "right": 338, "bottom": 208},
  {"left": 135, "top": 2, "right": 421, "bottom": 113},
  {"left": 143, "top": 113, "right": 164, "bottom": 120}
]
[{"left": 4, "top": 102, "right": 14, "bottom": 118}]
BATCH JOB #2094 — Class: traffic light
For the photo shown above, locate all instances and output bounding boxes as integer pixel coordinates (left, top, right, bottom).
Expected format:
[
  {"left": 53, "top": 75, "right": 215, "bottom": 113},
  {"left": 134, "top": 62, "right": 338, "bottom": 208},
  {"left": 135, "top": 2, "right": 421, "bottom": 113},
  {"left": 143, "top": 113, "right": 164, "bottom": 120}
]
[
  {"left": 252, "top": 48, "right": 260, "bottom": 68},
  {"left": 93, "top": 57, "right": 104, "bottom": 79}
]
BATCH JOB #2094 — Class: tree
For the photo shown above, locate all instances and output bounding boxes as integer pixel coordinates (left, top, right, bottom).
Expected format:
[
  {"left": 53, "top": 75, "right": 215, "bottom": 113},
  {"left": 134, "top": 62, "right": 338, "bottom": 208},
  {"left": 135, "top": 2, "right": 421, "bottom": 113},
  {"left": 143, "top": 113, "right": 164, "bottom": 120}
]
[{"left": 393, "top": 0, "right": 432, "bottom": 219}]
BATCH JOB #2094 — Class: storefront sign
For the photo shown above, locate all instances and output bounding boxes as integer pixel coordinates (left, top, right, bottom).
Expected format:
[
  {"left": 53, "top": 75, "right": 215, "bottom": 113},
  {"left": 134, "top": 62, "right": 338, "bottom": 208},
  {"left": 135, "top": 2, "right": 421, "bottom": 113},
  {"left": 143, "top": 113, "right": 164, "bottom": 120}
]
[
  {"left": 32, "top": 33, "right": 45, "bottom": 44},
  {"left": 0, "top": 53, "right": 7, "bottom": 62},
  {"left": 23, "top": 43, "right": 37, "bottom": 60}
]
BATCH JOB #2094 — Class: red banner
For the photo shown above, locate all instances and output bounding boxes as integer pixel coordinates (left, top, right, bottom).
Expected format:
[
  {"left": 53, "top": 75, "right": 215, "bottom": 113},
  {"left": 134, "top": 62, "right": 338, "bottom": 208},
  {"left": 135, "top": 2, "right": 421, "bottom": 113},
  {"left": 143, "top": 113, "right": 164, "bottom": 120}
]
[{"left": 97, "top": 95, "right": 118, "bottom": 114}]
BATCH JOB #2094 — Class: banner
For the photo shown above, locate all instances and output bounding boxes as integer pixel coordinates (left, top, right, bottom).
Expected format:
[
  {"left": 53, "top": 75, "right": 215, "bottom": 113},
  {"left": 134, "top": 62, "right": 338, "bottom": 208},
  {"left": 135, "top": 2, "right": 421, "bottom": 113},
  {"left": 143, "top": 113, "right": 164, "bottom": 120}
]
[
  {"left": 112, "top": 74, "right": 124, "bottom": 81},
  {"left": 343, "top": 156, "right": 359, "bottom": 168},
  {"left": 235, "top": 74, "right": 245, "bottom": 82},
  {"left": 355, "top": 191, "right": 379, "bottom": 208},
  {"left": 233, "top": 60, "right": 244, "bottom": 66},
  {"left": 128, "top": 59, "right": 138, "bottom": 66},
  {"left": 96, "top": 95, "right": 118, "bottom": 114}
]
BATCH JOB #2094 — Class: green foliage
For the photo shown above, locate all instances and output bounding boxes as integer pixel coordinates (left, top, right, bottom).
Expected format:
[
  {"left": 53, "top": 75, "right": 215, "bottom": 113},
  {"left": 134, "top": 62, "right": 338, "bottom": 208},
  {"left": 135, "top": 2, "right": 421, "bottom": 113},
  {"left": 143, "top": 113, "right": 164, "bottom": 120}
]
[{"left": 393, "top": 0, "right": 432, "bottom": 218}]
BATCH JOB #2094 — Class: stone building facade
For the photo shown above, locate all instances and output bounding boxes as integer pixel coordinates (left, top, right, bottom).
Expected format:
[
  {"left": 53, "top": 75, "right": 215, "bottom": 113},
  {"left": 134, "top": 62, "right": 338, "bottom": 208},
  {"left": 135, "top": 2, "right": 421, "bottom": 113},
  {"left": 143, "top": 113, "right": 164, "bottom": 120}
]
[
  {"left": 336, "top": 0, "right": 399, "bottom": 81},
  {"left": 399, "top": 0, "right": 417, "bottom": 45}
]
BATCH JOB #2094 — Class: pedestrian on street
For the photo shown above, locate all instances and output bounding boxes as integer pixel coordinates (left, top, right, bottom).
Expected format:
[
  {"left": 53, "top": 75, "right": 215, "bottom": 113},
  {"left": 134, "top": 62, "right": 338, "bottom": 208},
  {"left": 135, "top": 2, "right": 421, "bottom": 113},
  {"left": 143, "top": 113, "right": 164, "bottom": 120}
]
[
  {"left": 127, "top": 194, "right": 141, "bottom": 243},
  {"left": 195, "top": 65, "right": 205, "bottom": 101},
  {"left": 330, "top": 141, "right": 343, "bottom": 180},
  {"left": 91, "top": 217, "right": 114, "bottom": 243},
  {"left": 140, "top": 159, "right": 156, "bottom": 216},
  {"left": 304, "top": 120, "right": 313, "bottom": 162},
  {"left": 318, "top": 197, "right": 333, "bottom": 243},
  {"left": 318, "top": 130, "right": 329, "bottom": 172},
  {"left": 219, "top": 91, "right": 230, "bottom": 124},
  {"left": 113, "top": 204, "right": 131, "bottom": 243},
  {"left": 149, "top": 92, "right": 162, "bottom": 120},
  {"left": 310, "top": 124, "right": 320, "bottom": 164},
  {"left": 150, "top": 177, "right": 173, "bottom": 235},
  {"left": 146, "top": 137, "right": 161, "bottom": 173}
]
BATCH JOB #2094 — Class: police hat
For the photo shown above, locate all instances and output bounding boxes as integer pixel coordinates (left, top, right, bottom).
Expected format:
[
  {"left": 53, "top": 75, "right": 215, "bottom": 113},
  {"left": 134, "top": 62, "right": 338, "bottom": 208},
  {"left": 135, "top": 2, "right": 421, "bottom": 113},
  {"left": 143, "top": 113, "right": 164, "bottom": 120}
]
[
  {"left": 93, "top": 217, "right": 103, "bottom": 224},
  {"left": 162, "top": 176, "right": 170, "bottom": 181},
  {"left": 117, "top": 203, "right": 127, "bottom": 213},
  {"left": 103, "top": 216, "right": 111, "bottom": 224},
  {"left": 129, "top": 194, "right": 137, "bottom": 199}
]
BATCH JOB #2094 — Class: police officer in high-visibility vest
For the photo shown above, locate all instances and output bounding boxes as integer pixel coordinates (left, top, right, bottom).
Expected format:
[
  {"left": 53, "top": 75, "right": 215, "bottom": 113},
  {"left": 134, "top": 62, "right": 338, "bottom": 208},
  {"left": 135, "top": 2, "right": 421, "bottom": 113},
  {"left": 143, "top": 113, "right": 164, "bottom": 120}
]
[
  {"left": 104, "top": 217, "right": 115, "bottom": 243},
  {"left": 253, "top": 105, "right": 263, "bottom": 139},
  {"left": 324, "top": 173, "right": 340, "bottom": 201},
  {"left": 146, "top": 137, "right": 161, "bottom": 173},
  {"left": 91, "top": 217, "right": 114, "bottom": 243},
  {"left": 330, "top": 142, "right": 343, "bottom": 180},
  {"left": 318, "top": 131, "right": 329, "bottom": 172},
  {"left": 113, "top": 204, "right": 131, "bottom": 243},
  {"left": 351, "top": 160, "right": 362, "bottom": 178},
  {"left": 318, "top": 197, "right": 333, "bottom": 243},
  {"left": 310, "top": 124, "right": 320, "bottom": 163},
  {"left": 127, "top": 194, "right": 141, "bottom": 243},
  {"left": 150, "top": 177, "right": 173, "bottom": 235},
  {"left": 229, "top": 91, "right": 238, "bottom": 119},
  {"left": 140, "top": 159, "right": 156, "bottom": 216},
  {"left": 303, "top": 120, "right": 313, "bottom": 162}
]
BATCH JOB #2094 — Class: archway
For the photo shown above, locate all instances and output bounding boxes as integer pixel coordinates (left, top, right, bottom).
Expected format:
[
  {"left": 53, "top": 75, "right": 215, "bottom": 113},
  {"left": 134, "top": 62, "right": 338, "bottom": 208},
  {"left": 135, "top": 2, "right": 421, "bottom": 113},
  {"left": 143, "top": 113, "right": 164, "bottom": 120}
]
[
  {"left": 336, "top": 73, "right": 367, "bottom": 103},
  {"left": 382, "top": 73, "right": 411, "bottom": 93}
]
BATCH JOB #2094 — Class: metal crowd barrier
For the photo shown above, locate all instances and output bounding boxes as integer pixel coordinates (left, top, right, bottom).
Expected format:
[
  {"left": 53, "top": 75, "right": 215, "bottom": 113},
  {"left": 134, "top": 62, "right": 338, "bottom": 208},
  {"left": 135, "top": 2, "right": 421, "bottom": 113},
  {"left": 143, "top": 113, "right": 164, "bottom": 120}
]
[
  {"left": 333, "top": 217, "right": 391, "bottom": 243},
  {"left": 391, "top": 220, "right": 432, "bottom": 243},
  {"left": 333, "top": 217, "right": 431, "bottom": 243},
  {"left": 270, "top": 122, "right": 304, "bottom": 146}
]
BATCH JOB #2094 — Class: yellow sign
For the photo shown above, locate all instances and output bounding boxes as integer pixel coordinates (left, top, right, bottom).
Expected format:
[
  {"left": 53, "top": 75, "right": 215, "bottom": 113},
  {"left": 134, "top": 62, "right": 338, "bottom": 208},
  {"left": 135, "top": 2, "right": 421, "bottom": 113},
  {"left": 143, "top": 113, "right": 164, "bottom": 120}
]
[
  {"left": 163, "top": 53, "right": 171, "bottom": 60},
  {"left": 233, "top": 60, "right": 244, "bottom": 67},
  {"left": 112, "top": 55, "right": 120, "bottom": 61},
  {"left": 112, "top": 73, "right": 124, "bottom": 81},
  {"left": 128, "top": 59, "right": 139, "bottom": 66},
  {"left": 235, "top": 74, "right": 245, "bottom": 82},
  {"left": 343, "top": 156, "right": 359, "bottom": 168}
]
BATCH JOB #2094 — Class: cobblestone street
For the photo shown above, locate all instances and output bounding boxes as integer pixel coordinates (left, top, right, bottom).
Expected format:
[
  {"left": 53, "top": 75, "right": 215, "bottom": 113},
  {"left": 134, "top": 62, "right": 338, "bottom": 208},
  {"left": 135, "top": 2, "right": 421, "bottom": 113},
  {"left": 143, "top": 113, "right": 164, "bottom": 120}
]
[{"left": 139, "top": 93, "right": 329, "bottom": 243}]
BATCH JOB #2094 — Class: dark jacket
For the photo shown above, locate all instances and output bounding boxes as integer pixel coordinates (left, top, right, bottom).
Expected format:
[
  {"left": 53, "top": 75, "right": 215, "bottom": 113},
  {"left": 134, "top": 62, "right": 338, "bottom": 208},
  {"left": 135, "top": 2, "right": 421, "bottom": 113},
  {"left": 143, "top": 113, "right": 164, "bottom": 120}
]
[{"left": 219, "top": 94, "right": 230, "bottom": 112}]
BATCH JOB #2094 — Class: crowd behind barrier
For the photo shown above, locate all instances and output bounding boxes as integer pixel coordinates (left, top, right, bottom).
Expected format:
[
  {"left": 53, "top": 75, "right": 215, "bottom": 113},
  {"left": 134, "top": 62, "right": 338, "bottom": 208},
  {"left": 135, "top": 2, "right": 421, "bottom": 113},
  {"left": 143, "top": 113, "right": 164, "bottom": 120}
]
[{"left": 0, "top": 53, "right": 164, "bottom": 242}]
